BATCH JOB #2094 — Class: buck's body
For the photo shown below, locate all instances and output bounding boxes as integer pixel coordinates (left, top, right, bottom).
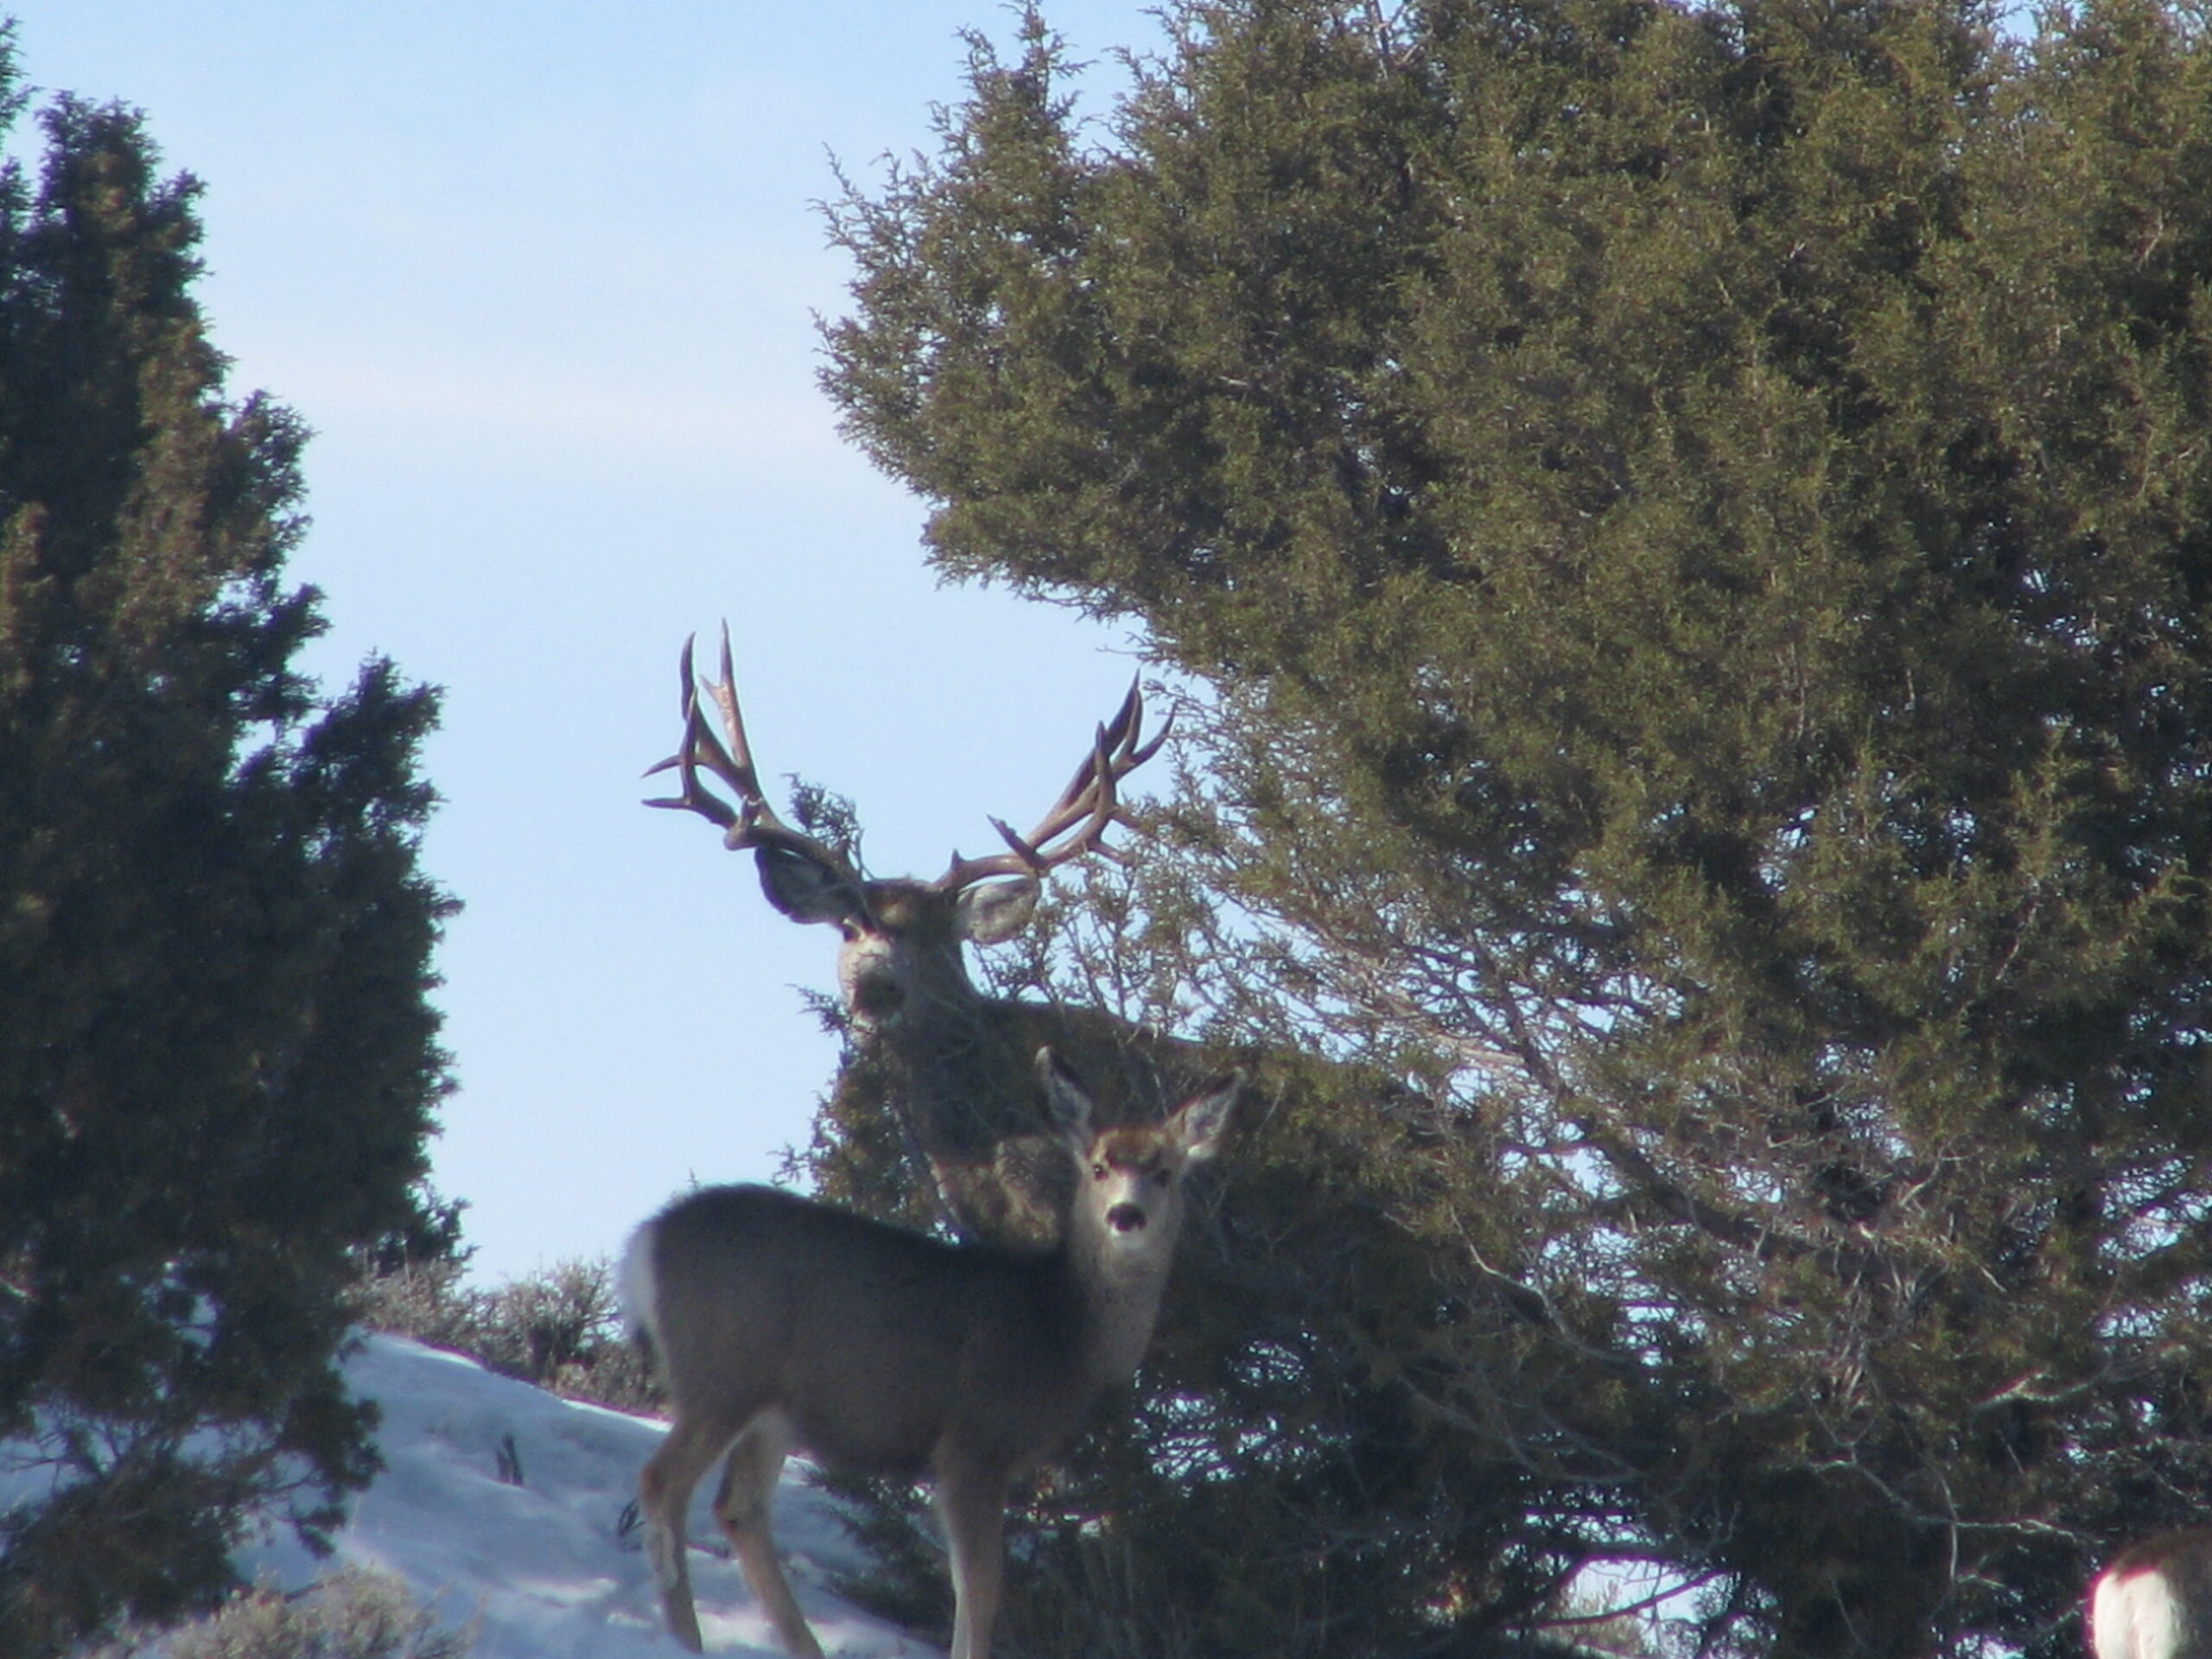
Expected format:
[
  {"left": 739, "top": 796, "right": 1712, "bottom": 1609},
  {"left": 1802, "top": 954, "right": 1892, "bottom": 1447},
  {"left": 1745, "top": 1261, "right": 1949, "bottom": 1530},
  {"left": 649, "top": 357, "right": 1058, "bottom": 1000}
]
[
  {"left": 623, "top": 1056, "right": 1237, "bottom": 1659},
  {"left": 2090, "top": 1531, "right": 2212, "bottom": 1659}
]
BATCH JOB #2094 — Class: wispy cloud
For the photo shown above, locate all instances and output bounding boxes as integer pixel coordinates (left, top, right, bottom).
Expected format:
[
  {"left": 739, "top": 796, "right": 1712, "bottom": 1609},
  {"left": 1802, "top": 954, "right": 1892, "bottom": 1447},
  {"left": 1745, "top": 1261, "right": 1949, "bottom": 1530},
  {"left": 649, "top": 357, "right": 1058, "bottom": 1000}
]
[{"left": 260, "top": 357, "right": 844, "bottom": 461}]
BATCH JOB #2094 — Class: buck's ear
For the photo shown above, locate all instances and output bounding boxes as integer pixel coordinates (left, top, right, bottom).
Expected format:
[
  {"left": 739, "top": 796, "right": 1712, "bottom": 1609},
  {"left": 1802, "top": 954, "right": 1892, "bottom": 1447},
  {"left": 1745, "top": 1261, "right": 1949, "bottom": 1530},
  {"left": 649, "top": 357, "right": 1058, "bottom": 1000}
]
[
  {"left": 756, "top": 845, "right": 870, "bottom": 931},
  {"left": 1035, "top": 1047, "right": 1096, "bottom": 1147},
  {"left": 955, "top": 876, "right": 1040, "bottom": 945},
  {"left": 1170, "top": 1071, "right": 1243, "bottom": 1163}
]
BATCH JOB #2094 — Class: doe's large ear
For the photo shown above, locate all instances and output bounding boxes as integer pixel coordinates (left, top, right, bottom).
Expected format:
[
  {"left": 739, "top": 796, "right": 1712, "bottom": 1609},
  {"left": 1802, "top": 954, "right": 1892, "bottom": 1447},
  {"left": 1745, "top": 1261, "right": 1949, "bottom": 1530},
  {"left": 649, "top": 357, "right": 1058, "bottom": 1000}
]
[
  {"left": 756, "top": 844, "right": 871, "bottom": 931},
  {"left": 1035, "top": 1047, "right": 1096, "bottom": 1150},
  {"left": 955, "top": 876, "right": 1040, "bottom": 945},
  {"left": 1169, "top": 1071, "right": 1243, "bottom": 1164}
]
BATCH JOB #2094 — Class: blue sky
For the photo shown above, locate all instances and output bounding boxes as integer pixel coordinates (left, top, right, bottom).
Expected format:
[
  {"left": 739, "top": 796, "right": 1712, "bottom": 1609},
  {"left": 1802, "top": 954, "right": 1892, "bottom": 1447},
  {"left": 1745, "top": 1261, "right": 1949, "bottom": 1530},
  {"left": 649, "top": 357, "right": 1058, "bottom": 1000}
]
[{"left": 11, "top": 3, "right": 1169, "bottom": 1281}]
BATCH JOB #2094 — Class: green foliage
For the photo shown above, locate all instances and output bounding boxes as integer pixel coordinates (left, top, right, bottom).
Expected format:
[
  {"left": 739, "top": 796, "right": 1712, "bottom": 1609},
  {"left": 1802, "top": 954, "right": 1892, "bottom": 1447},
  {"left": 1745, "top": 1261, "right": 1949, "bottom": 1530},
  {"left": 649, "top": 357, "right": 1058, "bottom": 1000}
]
[
  {"left": 822, "top": 2, "right": 2212, "bottom": 1654},
  {"left": 0, "top": 50, "right": 453, "bottom": 1655}
]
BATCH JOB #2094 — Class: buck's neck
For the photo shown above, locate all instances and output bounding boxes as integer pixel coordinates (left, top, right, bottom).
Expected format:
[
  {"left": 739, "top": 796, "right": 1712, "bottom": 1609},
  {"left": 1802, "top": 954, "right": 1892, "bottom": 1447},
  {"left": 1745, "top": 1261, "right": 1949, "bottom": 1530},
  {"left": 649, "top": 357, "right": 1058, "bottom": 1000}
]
[{"left": 844, "top": 932, "right": 1036, "bottom": 1127}]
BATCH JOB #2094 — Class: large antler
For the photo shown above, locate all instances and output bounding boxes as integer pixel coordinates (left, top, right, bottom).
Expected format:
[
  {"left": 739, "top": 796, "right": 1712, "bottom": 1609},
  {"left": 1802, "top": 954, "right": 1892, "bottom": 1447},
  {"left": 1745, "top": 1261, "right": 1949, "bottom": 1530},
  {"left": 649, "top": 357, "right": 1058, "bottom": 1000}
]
[
  {"left": 935, "top": 677, "right": 1171, "bottom": 891},
  {"left": 645, "top": 623, "right": 1167, "bottom": 899},
  {"left": 643, "top": 624, "right": 865, "bottom": 882}
]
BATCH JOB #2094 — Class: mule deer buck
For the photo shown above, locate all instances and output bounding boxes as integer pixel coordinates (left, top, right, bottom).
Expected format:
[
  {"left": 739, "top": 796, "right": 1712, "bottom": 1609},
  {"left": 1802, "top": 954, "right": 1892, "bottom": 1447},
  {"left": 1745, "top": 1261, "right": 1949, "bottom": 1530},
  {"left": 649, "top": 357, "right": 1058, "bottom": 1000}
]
[
  {"left": 645, "top": 624, "right": 1185, "bottom": 1247},
  {"left": 2088, "top": 1530, "right": 2212, "bottom": 1659},
  {"left": 623, "top": 1048, "right": 1241, "bottom": 1658}
]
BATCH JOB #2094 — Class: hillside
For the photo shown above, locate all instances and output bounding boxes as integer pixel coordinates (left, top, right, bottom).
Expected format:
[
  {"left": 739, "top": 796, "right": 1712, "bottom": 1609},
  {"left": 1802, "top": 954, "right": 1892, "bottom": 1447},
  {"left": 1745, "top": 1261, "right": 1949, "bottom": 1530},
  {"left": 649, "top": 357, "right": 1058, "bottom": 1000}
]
[{"left": 228, "top": 1335, "right": 932, "bottom": 1659}]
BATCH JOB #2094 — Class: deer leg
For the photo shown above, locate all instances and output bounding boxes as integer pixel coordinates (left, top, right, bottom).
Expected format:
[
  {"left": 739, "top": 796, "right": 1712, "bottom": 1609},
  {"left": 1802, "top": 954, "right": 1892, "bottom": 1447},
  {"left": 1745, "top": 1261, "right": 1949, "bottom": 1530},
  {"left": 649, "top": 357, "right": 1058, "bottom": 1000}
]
[
  {"left": 638, "top": 1413, "right": 745, "bottom": 1653},
  {"left": 937, "top": 1465, "right": 1010, "bottom": 1659},
  {"left": 711, "top": 1410, "right": 822, "bottom": 1659}
]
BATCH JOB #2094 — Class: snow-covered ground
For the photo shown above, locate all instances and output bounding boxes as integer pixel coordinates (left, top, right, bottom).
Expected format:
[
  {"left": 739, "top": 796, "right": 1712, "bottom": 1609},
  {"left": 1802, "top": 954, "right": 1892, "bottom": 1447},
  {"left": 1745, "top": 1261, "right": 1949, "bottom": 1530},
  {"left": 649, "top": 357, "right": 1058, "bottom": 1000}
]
[{"left": 235, "top": 1335, "right": 938, "bottom": 1659}]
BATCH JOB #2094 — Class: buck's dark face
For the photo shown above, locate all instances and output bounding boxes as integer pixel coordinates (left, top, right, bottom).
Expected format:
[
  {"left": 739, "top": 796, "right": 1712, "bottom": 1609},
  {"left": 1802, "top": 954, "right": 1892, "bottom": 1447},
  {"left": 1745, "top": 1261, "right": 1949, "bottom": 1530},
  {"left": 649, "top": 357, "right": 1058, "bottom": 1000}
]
[
  {"left": 753, "top": 845, "right": 1041, "bottom": 1033},
  {"left": 835, "top": 880, "right": 969, "bottom": 1028}
]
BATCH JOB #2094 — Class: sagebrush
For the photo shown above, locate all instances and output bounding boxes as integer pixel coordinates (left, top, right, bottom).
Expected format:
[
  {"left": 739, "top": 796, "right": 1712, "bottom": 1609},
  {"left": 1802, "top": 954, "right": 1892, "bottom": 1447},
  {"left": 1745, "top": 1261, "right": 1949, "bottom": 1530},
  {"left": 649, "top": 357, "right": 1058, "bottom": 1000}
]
[{"left": 88, "top": 1567, "right": 470, "bottom": 1659}]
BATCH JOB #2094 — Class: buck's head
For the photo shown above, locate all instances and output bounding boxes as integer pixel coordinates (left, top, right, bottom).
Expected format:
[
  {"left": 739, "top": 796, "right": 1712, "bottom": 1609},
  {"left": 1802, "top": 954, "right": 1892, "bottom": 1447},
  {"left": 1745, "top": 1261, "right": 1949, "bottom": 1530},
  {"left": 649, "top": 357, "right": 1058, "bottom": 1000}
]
[
  {"left": 645, "top": 624, "right": 1166, "bottom": 1035},
  {"left": 750, "top": 849, "right": 1042, "bottom": 1031}
]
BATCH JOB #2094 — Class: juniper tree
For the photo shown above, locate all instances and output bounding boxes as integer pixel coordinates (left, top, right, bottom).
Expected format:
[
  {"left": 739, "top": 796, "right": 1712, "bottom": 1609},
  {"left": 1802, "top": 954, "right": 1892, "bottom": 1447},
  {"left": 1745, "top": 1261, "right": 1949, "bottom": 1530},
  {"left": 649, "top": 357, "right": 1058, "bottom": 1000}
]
[
  {"left": 0, "top": 60, "right": 453, "bottom": 1654},
  {"left": 821, "top": 2, "right": 2212, "bottom": 1654}
]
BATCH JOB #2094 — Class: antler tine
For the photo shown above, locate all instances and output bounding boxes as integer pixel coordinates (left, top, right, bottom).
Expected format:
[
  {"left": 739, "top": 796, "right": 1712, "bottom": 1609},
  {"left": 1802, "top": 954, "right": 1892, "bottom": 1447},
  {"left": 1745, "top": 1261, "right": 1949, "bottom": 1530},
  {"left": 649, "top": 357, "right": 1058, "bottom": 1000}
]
[
  {"left": 644, "top": 625, "right": 854, "bottom": 869},
  {"left": 1128, "top": 695, "right": 1174, "bottom": 770},
  {"left": 1028, "top": 679, "right": 1173, "bottom": 849},
  {"left": 1098, "top": 677, "right": 1174, "bottom": 777},
  {"left": 937, "top": 679, "right": 1171, "bottom": 890},
  {"left": 641, "top": 631, "right": 700, "bottom": 784},
  {"left": 1049, "top": 678, "right": 1141, "bottom": 807},
  {"left": 702, "top": 623, "right": 763, "bottom": 798},
  {"left": 643, "top": 634, "right": 741, "bottom": 830}
]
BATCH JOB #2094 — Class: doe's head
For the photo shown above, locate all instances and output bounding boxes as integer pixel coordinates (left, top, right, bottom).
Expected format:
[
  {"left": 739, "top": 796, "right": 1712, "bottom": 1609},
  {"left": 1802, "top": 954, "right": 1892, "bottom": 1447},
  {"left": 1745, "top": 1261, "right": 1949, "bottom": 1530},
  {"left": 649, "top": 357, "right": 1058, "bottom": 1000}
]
[{"left": 1035, "top": 1048, "right": 1240, "bottom": 1259}]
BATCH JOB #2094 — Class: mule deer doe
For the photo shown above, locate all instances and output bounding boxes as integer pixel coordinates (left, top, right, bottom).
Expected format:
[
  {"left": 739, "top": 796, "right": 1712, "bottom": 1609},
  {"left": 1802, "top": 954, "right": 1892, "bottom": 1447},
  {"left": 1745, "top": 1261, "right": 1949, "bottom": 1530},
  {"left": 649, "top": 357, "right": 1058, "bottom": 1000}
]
[
  {"left": 622, "top": 1048, "right": 1241, "bottom": 1658},
  {"left": 2088, "top": 1530, "right": 2212, "bottom": 1659},
  {"left": 645, "top": 624, "right": 1183, "bottom": 1248}
]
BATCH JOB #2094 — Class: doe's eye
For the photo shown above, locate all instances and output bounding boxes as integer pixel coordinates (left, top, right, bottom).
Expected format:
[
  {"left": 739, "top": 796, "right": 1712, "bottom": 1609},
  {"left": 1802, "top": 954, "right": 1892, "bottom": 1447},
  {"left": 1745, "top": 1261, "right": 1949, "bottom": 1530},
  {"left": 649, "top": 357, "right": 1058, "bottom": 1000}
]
[{"left": 1091, "top": 1163, "right": 1109, "bottom": 1181}]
